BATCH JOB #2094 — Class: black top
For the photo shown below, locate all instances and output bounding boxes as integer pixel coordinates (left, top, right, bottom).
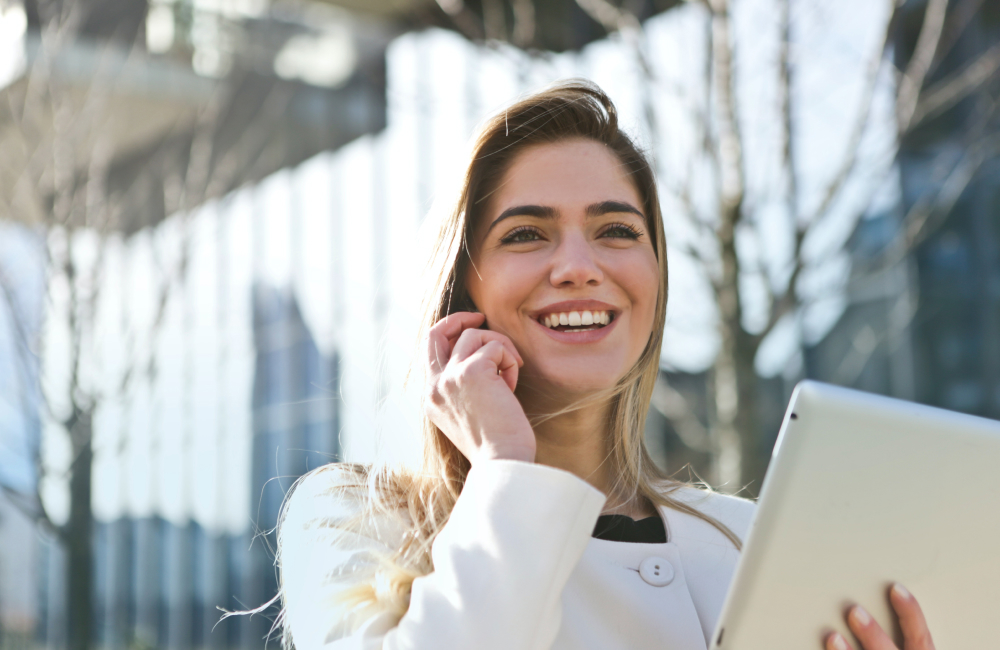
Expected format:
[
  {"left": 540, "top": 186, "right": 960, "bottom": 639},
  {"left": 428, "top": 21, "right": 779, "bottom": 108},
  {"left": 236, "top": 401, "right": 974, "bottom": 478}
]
[{"left": 592, "top": 514, "right": 667, "bottom": 544}]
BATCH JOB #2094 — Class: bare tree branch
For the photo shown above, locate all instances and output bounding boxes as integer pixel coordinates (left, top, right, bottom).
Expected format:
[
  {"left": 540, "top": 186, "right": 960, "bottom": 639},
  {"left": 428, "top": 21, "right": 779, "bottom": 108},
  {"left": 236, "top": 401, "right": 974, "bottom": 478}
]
[
  {"left": 826, "top": 276, "right": 919, "bottom": 387},
  {"left": 758, "top": 0, "right": 799, "bottom": 341},
  {"left": 706, "top": 0, "right": 745, "bottom": 222},
  {"left": 931, "top": 0, "right": 986, "bottom": 73},
  {"left": 0, "top": 265, "right": 40, "bottom": 387},
  {"left": 852, "top": 98, "right": 999, "bottom": 276},
  {"left": 573, "top": 0, "right": 723, "bottom": 254},
  {"left": 574, "top": 0, "right": 642, "bottom": 33},
  {"left": 649, "top": 376, "right": 713, "bottom": 453},
  {"left": 0, "top": 485, "right": 58, "bottom": 536},
  {"left": 757, "top": 235, "right": 805, "bottom": 345},
  {"left": 660, "top": 179, "right": 719, "bottom": 258},
  {"left": 759, "top": 99, "right": 991, "bottom": 346},
  {"left": 901, "top": 132, "right": 1000, "bottom": 249},
  {"left": 911, "top": 40, "right": 1000, "bottom": 127},
  {"left": 759, "top": 2, "right": 901, "bottom": 347},
  {"left": 778, "top": 0, "right": 798, "bottom": 222},
  {"left": 896, "top": 0, "right": 949, "bottom": 133},
  {"left": 805, "top": 7, "right": 895, "bottom": 227}
]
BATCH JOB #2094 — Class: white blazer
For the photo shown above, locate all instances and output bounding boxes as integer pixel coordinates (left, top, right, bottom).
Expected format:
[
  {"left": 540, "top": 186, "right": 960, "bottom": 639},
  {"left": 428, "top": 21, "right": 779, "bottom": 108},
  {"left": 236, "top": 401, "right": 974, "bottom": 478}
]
[{"left": 280, "top": 460, "right": 757, "bottom": 650}]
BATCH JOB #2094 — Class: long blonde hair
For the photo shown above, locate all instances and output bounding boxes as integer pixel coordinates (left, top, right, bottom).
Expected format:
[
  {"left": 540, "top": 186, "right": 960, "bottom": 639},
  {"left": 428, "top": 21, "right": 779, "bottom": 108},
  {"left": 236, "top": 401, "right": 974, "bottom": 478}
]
[{"left": 276, "top": 80, "right": 741, "bottom": 645}]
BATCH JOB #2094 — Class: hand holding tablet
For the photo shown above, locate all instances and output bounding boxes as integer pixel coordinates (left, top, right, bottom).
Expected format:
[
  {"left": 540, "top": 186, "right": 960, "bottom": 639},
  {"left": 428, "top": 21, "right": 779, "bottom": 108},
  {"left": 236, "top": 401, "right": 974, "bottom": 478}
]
[
  {"left": 712, "top": 381, "right": 1000, "bottom": 649},
  {"left": 825, "top": 583, "right": 936, "bottom": 650}
]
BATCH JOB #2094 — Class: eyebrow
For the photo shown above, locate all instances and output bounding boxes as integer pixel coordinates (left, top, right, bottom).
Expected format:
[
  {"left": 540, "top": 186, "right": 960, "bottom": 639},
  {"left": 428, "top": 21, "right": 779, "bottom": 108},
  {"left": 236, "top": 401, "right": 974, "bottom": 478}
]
[
  {"left": 483, "top": 200, "right": 644, "bottom": 237},
  {"left": 586, "top": 200, "right": 644, "bottom": 219}
]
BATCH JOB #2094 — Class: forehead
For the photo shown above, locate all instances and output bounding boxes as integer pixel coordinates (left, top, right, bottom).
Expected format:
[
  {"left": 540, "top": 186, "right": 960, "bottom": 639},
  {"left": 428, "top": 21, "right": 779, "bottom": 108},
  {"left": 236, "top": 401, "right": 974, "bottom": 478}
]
[{"left": 487, "top": 139, "right": 642, "bottom": 216}]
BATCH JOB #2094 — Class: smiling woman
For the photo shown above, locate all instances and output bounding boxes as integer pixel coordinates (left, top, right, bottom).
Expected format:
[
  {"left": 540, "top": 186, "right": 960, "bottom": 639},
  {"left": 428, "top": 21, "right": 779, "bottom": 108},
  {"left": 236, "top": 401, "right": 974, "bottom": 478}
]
[
  {"left": 274, "top": 81, "right": 934, "bottom": 650},
  {"left": 466, "top": 139, "right": 661, "bottom": 409}
]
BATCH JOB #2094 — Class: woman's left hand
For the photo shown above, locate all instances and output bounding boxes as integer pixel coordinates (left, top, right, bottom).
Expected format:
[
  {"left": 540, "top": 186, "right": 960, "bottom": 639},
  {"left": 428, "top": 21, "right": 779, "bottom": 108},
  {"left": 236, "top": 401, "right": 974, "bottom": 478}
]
[{"left": 825, "top": 584, "right": 935, "bottom": 650}]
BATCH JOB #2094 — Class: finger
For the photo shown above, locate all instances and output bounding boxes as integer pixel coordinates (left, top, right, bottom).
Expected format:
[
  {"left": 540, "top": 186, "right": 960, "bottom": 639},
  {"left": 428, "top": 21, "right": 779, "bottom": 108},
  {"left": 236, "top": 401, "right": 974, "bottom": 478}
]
[
  {"left": 495, "top": 344, "right": 520, "bottom": 392},
  {"left": 467, "top": 340, "right": 520, "bottom": 392},
  {"left": 825, "top": 632, "right": 854, "bottom": 650},
  {"left": 434, "top": 311, "right": 487, "bottom": 342},
  {"left": 451, "top": 328, "right": 523, "bottom": 367},
  {"left": 846, "top": 606, "right": 895, "bottom": 650},
  {"left": 426, "top": 312, "right": 486, "bottom": 372},
  {"left": 890, "top": 584, "right": 935, "bottom": 650}
]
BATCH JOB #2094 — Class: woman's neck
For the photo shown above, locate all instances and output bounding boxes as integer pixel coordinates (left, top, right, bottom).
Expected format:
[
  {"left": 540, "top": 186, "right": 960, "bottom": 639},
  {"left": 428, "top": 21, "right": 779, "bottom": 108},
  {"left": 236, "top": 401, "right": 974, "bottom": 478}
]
[
  {"left": 530, "top": 401, "right": 612, "bottom": 493},
  {"left": 523, "top": 396, "right": 656, "bottom": 520}
]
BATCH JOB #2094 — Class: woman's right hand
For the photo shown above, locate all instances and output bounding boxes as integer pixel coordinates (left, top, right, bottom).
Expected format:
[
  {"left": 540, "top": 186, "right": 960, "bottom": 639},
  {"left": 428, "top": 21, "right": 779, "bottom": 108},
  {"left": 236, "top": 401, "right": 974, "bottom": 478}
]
[
  {"left": 825, "top": 584, "right": 935, "bottom": 650},
  {"left": 423, "top": 311, "right": 536, "bottom": 465}
]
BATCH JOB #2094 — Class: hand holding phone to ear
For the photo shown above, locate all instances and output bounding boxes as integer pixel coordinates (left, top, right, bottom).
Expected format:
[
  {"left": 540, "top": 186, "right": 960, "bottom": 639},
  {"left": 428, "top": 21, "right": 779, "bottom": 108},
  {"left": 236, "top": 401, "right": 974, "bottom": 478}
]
[{"left": 423, "top": 312, "right": 536, "bottom": 465}]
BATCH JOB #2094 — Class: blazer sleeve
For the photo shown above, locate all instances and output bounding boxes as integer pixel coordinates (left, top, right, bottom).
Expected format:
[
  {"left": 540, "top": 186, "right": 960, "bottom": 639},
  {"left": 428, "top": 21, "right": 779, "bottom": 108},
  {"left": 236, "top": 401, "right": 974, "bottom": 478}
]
[{"left": 280, "top": 459, "right": 607, "bottom": 650}]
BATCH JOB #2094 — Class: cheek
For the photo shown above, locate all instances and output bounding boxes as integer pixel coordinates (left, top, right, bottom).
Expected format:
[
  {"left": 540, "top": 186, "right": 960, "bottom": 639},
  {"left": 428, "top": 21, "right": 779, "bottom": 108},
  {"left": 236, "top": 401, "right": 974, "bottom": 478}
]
[
  {"left": 467, "top": 256, "right": 537, "bottom": 318},
  {"left": 619, "top": 252, "right": 661, "bottom": 331}
]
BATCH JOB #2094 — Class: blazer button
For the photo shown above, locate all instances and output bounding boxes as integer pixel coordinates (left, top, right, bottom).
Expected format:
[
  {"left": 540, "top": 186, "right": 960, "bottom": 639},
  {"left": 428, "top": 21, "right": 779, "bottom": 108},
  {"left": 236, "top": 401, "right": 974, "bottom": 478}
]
[{"left": 638, "top": 556, "right": 675, "bottom": 587}]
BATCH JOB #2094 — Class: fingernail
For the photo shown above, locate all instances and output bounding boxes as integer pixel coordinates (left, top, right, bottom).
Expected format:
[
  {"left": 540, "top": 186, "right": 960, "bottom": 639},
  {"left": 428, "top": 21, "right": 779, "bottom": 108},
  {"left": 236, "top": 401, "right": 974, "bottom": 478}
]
[
  {"left": 892, "top": 583, "right": 911, "bottom": 600},
  {"left": 830, "top": 633, "right": 849, "bottom": 650},
  {"left": 851, "top": 606, "right": 871, "bottom": 626}
]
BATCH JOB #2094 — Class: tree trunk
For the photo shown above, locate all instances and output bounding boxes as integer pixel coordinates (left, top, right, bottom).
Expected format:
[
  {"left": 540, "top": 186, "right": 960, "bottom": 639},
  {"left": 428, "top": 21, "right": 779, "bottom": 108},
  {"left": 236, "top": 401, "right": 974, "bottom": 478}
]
[
  {"left": 66, "top": 408, "right": 94, "bottom": 650},
  {"left": 735, "top": 329, "right": 763, "bottom": 494},
  {"left": 706, "top": 0, "right": 763, "bottom": 495},
  {"left": 711, "top": 289, "right": 762, "bottom": 493}
]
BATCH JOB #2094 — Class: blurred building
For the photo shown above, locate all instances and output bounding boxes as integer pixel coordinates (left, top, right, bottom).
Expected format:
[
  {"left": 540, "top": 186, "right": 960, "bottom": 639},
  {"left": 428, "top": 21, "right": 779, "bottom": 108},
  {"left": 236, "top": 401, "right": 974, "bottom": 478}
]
[
  {"left": 36, "top": 284, "right": 338, "bottom": 650},
  {"left": 901, "top": 0, "right": 1000, "bottom": 419},
  {"left": 0, "top": 223, "right": 45, "bottom": 649},
  {"left": 243, "top": 283, "right": 340, "bottom": 647},
  {"left": 5, "top": 0, "right": 381, "bottom": 648}
]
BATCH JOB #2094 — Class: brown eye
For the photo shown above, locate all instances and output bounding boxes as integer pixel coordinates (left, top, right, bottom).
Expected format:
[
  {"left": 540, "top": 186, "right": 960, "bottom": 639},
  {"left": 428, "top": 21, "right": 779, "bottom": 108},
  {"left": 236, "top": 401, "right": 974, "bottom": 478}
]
[
  {"left": 500, "top": 226, "right": 543, "bottom": 244},
  {"left": 602, "top": 222, "right": 642, "bottom": 240}
]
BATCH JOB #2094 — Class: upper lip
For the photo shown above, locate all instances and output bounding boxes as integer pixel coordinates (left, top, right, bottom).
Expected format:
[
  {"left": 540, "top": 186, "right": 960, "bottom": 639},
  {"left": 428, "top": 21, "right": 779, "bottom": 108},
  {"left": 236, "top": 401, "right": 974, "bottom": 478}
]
[{"left": 528, "top": 300, "right": 619, "bottom": 319}]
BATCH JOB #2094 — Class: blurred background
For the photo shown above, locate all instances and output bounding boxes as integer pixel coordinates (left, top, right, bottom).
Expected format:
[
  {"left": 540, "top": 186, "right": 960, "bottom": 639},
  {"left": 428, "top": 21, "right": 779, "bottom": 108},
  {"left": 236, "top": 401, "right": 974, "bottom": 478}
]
[{"left": 0, "top": 0, "right": 997, "bottom": 647}]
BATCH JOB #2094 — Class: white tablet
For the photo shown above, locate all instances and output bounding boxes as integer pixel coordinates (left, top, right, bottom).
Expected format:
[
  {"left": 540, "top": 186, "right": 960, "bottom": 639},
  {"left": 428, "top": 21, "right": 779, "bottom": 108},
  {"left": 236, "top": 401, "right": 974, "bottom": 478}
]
[{"left": 712, "top": 380, "right": 1000, "bottom": 649}]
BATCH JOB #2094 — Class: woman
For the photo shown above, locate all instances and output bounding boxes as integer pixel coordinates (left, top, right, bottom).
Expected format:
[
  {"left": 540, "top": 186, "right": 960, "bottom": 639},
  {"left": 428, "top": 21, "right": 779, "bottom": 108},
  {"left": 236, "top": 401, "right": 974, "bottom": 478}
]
[{"left": 277, "top": 82, "right": 935, "bottom": 650}]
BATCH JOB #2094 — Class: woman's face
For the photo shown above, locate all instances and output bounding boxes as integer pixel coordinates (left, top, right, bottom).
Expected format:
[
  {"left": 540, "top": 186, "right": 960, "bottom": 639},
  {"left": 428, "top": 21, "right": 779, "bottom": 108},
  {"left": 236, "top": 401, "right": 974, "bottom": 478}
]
[{"left": 465, "top": 138, "right": 660, "bottom": 400}]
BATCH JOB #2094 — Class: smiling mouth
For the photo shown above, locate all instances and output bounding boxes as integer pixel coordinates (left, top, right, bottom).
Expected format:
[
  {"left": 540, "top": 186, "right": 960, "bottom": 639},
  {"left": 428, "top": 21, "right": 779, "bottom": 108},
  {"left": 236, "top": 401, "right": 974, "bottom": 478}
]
[{"left": 538, "top": 310, "right": 616, "bottom": 332}]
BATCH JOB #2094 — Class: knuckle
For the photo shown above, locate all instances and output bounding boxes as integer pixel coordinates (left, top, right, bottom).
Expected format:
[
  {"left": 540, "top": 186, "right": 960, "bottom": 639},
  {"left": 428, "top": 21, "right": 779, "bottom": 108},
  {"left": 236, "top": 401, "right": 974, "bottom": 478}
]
[
  {"left": 481, "top": 340, "right": 502, "bottom": 353},
  {"left": 441, "top": 372, "right": 463, "bottom": 392},
  {"left": 467, "top": 358, "right": 501, "bottom": 378},
  {"left": 425, "top": 384, "right": 446, "bottom": 406},
  {"left": 465, "top": 358, "right": 489, "bottom": 374}
]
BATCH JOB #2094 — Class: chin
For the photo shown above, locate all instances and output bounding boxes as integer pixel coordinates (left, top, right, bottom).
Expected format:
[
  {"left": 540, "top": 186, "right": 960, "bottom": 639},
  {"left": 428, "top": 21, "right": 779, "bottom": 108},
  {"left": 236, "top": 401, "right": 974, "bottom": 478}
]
[{"left": 520, "top": 360, "right": 628, "bottom": 401}]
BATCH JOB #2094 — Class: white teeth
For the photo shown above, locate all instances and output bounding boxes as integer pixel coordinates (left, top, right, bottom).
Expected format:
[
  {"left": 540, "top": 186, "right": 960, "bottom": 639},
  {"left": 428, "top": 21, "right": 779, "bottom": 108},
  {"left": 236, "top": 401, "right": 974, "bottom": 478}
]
[{"left": 541, "top": 310, "right": 612, "bottom": 330}]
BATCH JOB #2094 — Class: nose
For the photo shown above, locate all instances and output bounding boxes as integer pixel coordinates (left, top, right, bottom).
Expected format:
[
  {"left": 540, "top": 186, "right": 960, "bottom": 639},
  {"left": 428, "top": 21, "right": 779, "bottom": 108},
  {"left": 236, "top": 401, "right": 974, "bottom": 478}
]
[{"left": 549, "top": 232, "right": 603, "bottom": 288}]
